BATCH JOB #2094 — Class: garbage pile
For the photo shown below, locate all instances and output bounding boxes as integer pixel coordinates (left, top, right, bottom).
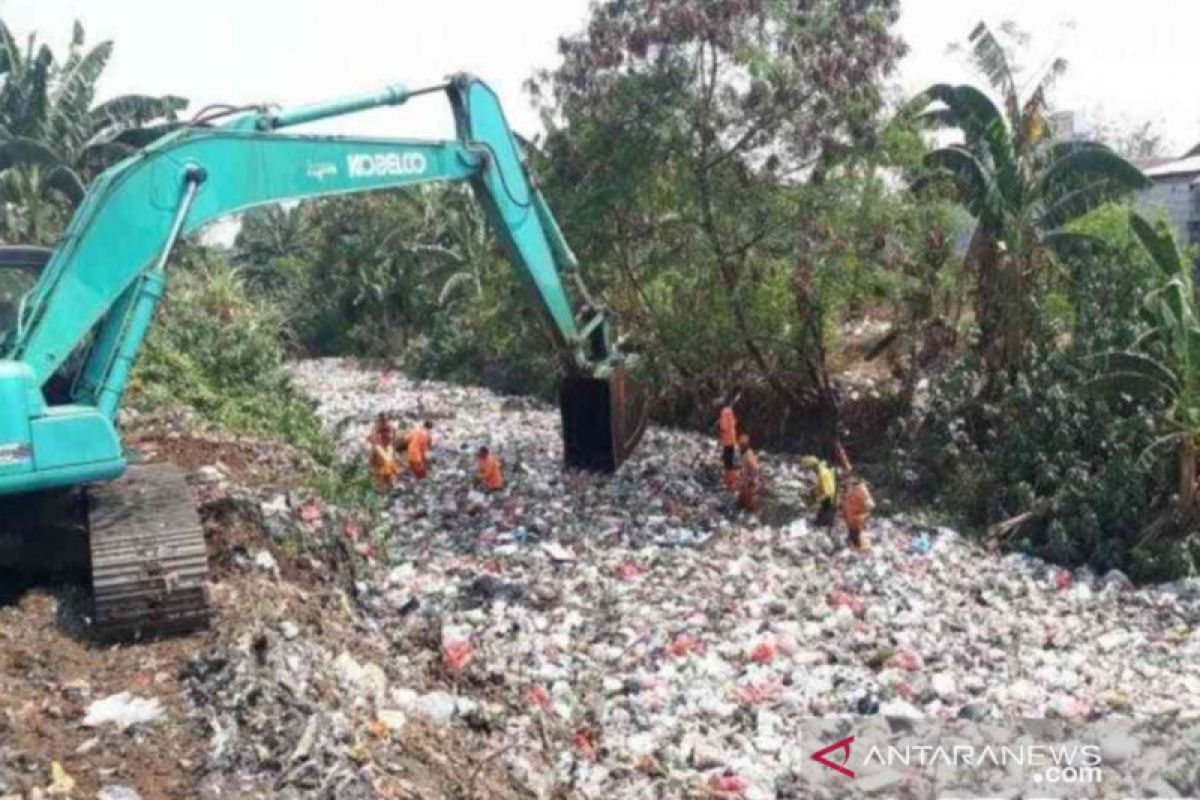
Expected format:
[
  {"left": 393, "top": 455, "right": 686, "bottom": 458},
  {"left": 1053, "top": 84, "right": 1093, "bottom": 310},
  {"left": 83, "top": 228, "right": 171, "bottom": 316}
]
[{"left": 274, "top": 359, "right": 1200, "bottom": 799}]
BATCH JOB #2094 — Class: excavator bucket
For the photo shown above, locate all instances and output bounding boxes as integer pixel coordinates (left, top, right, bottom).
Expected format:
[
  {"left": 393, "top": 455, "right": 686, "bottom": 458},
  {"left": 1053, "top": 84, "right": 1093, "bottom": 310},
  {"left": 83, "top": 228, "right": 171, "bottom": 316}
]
[{"left": 559, "top": 365, "right": 648, "bottom": 473}]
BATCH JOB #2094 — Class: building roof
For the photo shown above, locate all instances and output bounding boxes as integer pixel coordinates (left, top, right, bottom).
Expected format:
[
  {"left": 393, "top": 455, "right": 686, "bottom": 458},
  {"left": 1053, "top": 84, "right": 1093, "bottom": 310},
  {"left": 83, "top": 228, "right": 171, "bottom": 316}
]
[
  {"left": 1133, "top": 156, "right": 1175, "bottom": 171},
  {"left": 1144, "top": 155, "right": 1200, "bottom": 179}
]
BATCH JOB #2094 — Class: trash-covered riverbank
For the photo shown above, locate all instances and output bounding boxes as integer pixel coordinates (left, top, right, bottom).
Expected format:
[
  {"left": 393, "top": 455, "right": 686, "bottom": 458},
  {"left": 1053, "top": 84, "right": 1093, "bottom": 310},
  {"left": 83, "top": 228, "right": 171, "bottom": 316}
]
[
  {"left": 3, "top": 358, "right": 1199, "bottom": 799},
  {"left": 287, "top": 359, "right": 1200, "bottom": 798}
]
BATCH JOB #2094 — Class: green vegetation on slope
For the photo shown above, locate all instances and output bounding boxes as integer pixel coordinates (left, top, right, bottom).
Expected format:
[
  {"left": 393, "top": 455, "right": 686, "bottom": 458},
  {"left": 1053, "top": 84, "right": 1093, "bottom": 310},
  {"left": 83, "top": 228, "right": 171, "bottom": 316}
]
[{"left": 128, "top": 247, "right": 332, "bottom": 461}]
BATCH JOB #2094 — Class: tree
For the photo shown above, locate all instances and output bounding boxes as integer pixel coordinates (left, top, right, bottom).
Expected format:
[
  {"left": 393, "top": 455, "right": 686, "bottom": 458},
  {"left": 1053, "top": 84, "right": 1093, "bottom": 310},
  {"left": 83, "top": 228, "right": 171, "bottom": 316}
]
[
  {"left": 243, "top": 187, "right": 500, "bottom": 358},
  {"left": 234, "top": 204, "right": 321, "bottom": 299},
  {"left": 530, "top": 0, "right": 907, "bottom": 453},
  {"left": 0, "top": 18, "right": 187, "bottom": 244},
  {"left": 1094, "top": 213, "right": 1200, "bottom": 519},
  {"left": 915, "top": 22, "right": 1149, "bottom": 379}
]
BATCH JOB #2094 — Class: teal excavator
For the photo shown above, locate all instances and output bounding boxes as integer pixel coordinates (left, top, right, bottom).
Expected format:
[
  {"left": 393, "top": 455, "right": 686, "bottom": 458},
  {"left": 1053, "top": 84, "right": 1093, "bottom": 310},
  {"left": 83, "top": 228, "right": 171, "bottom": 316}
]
[{"left": 0, "top": 75, "right": 646, "bottom": 640}]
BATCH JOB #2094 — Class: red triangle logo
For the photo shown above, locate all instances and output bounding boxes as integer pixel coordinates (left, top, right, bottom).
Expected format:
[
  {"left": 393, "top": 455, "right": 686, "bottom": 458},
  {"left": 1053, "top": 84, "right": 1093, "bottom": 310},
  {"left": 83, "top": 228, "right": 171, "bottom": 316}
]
[{"left": 811, "top": 735, "right": 856, "bottom": 778}]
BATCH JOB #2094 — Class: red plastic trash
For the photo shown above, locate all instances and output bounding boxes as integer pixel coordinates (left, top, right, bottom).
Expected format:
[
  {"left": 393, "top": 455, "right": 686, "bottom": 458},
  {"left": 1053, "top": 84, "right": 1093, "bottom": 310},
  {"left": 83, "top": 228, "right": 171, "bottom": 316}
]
[
  {"left": 749, "top": 641, "right": 776, "bottom": 664},
  {"left": 736, "top": 678, "right": 782, "bottom": 706},
  {"left": 667, "top": 633, "right": 701, "bottom": 658},
  {"left": 828, "top": 590, "right": 866, "bottom": 615},
  {"left": 887, "top": 649, "right": 923, "bottom": 672},
  {"left": 710, "top": 774, "right": 749, "bottom": 796},
  {"left": 615, "top": 562, "right": 645, "bottom": 581},
  {"left": 1056, "top": 569, "right": 1073, "bottom": 591},
  {"left": 528, "top": 685, "right": 552, "bottom": 712},
  {"left": 572, "top": 727, "right": 597, "bottom": 759},
  {"left": 442, "top": 640, "right": 473, "bottom": 673}
]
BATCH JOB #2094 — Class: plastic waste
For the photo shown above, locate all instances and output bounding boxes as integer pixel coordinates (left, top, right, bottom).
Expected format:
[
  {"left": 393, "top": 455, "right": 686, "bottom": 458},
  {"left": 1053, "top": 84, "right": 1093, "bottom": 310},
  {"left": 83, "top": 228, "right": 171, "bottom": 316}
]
[{"left": 82, "top": 693, "right": 165, "bottom": 730}]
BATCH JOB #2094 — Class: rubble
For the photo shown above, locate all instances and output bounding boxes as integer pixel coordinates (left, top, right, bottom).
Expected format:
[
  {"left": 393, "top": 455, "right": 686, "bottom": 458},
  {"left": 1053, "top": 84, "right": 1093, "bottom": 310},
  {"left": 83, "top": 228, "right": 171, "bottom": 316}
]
[
  {"left": 333, "top": 651, "right": 388, "bottom": 703},
  {"left": 251, "top": 550, "right": 278, "bottom": 575}
]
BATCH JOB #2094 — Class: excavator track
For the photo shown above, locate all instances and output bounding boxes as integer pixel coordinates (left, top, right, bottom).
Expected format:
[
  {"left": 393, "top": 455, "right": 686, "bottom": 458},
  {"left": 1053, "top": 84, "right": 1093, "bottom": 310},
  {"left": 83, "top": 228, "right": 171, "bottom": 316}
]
[{"left": 87, "top": 464, "right": 210, "bottom": 641}]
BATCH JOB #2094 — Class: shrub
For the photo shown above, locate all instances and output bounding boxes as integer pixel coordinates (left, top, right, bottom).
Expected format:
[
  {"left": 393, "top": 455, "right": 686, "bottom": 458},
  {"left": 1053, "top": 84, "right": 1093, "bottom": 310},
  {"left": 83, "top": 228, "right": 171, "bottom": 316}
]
[
  {"left": 129, "top": 249, "right": 331, "bottom": 462},
  {"left": 907, "top": 348, "right": 1172, "bottom": 573},
  {"left": 902, "top": 206, "right": 1200, "bottom": 582}
]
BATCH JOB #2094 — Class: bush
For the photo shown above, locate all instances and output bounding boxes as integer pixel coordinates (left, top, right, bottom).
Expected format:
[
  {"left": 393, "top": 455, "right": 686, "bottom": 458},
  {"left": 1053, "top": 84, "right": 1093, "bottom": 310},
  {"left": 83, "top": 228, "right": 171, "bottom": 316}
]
[
  {"left": 910, "top": 349, "right": 1160, "bottom": 570},
  {"left": 902, "top": 206, "right": 1200, "bottom": 582},
  {"left": 129, "top": 249, "right": 332, "bottom": 462}
]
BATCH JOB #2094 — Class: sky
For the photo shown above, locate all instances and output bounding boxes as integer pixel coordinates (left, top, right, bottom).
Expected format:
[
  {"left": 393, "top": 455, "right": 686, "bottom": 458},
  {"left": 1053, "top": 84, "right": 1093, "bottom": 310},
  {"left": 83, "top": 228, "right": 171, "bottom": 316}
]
[{"left": 2, "top": 0, "right": 1198, "bottom": 153}]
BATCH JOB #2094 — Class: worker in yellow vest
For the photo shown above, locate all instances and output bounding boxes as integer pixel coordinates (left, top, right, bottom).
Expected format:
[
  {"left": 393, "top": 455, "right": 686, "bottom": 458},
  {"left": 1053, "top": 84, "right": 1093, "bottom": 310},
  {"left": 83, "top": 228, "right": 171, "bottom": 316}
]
[
  {"left": 801, "top": 456, "right": 837, "bottom": 528},
  {"left": 367, "top": 413, "right": 400, "bottom": 493}
]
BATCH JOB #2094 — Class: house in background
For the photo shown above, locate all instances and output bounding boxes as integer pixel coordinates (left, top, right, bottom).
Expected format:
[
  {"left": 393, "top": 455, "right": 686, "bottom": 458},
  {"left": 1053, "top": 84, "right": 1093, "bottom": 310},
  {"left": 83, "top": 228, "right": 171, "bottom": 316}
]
[
  {"left": 1135, "top": 145, "right": 1200, "bottom": 253},
  {"left": 1050, "top": 112, "right": 1200, "bottom": 251}
]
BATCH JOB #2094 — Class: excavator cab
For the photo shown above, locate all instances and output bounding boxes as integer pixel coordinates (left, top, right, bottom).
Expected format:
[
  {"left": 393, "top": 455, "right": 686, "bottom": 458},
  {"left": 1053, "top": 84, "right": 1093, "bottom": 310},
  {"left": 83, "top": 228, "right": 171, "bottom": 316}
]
[{"left": 558, "top": 304, "right": 648, "bottom": 472}]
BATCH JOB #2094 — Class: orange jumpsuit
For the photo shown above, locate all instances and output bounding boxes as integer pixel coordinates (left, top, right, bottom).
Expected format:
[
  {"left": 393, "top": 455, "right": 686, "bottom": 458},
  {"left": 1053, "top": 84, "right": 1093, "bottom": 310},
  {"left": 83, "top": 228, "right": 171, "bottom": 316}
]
[
  {"left": 842, "top": 482, "right": 875, "bottom": 549},
  {"left": 719, "top": 406, "right": 739, "bottom": 490},
  {"left": 407, "top": 426, "right": 432, "bottom": 479},
  {"left": 477, "top": 454, "right": 504, "bottom": 491}
]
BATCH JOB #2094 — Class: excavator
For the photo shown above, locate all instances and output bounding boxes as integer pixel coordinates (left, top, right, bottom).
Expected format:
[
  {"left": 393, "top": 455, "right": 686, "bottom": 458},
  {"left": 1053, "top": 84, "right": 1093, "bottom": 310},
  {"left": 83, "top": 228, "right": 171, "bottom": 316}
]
[{"left": 0, "top": 74, "right": 646, "bottom": 640}]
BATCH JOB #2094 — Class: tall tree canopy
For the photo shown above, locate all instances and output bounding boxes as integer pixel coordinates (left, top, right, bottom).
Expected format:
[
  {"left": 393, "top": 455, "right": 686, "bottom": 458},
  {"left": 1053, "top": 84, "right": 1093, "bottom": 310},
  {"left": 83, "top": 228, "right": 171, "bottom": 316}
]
[{"left": 529, "top": 0, "right": 908, "bottom": 440}]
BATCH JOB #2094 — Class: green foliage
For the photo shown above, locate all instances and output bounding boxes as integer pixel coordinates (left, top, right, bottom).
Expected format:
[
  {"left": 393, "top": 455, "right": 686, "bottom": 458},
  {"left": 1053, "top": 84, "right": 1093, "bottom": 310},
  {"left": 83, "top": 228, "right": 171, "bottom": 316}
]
[
  {"left": 308, "top": 459, "right": 383, "bottom": 515},
  {"left": 910, "top": 346, "right": 1170, "bottom": 576},
  {"left": 1091, "top": 213, "right": 1200, "bottom": 519},
  {"left": 0, "top": 16, "right": 186, "bottom": 244},
  {"left": 913, "top": 22, "right": 1149, "bottom": 376},
  {"left": 216, "top": 1, "right": 949, "bottom": 449},
  {"left": 1064, "top": 204, "right": 1160, "bottom": 349},
  {"left": 233, "top": 185, "right": 557, "bottom": 397},
  {"left": 906, "top": 206, "right": 1200, "bottom": 581},
  {"left": 528, "top": 0, "right": 910, "bottom": 440},
  {"left": 130, "top": 247, "right": 331, "bottom": 462},
  {"left": 0, "top": 260, "right": 36, "bottom": 332}
]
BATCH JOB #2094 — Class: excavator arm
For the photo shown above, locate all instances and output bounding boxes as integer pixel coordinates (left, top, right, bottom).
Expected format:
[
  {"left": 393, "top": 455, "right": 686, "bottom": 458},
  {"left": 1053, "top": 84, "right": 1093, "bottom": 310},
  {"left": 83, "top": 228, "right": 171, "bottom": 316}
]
[
  {"left": 11, "top": 76, "right": 596, "bottom": 383},
  {"left": 0, "top": 75, "right": 646, "bottom": 498}
]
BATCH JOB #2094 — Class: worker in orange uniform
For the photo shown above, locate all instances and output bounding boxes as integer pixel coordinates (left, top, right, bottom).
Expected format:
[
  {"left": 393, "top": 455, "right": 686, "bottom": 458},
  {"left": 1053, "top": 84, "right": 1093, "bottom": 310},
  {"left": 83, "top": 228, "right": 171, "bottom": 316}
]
[
  {"left": 736, "top": 434, "right": 762, "bottom": 513},
  {"left": 842, "top": 478, "right": 875, "bottom": 550},
  {"left": 718, "top": 401, "right": 740, "bottom": 490},
  {"left": 476, "top": 446, "right": 504, "bottom": 492},
  {"left": 367, "top": 413, "right": 400, "bottom": 493},
  {"left": 406, "top": 420, "right": 434, "bottom": 479}
]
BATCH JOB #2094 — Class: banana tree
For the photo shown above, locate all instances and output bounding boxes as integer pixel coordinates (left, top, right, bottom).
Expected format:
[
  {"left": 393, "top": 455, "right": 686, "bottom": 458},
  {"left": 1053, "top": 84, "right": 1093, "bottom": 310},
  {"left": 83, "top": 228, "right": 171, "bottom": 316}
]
[
  {"left": 914, "top": 22, "right": 1149, "bottom": 378},
  {"left": 0, "top": 18, "right": 187, "bottom": 242},
  {"left": 1093, "top": 213, "right": 1200, "bottom": 516}
]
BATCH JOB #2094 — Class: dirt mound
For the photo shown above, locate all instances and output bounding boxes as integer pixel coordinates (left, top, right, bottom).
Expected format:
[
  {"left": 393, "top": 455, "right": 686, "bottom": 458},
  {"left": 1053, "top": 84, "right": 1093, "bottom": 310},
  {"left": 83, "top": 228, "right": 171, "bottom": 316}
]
[{"left": 0, "top": 410, "right": 537, "bottom": 800}]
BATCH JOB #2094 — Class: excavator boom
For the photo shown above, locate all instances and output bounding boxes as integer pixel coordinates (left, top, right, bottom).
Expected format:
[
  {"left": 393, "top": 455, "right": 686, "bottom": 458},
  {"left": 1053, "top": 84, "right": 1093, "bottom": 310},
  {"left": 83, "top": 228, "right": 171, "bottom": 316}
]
[
  {"left": 1, "top": 75, "right": 645, "bottom": 490},
  {"left": 0, "top": 75, "right": 646, "bottom": 639}
]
